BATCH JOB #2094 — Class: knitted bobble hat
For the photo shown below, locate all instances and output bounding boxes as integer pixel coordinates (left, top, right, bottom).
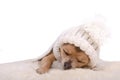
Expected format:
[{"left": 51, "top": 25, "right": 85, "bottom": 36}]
[
  {"left": 52, "top": 21, "right": 108, "bottom": 68},
  {"left": 37, "top": 20, "right": 108, "bottom": 68}
]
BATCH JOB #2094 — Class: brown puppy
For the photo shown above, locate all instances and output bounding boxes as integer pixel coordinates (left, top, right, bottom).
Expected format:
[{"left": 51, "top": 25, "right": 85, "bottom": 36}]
[{"left": 36, "top": 43, "right": 90, "bottom": 74}]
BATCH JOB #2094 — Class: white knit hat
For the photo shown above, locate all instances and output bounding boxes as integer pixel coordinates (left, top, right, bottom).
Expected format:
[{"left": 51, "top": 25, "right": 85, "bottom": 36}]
[
  {"left": 38, "top": 21, "right": 108, "bottom": 68},
  {"left": 53, "top": 21, "right": 108, "bottom": 68}
]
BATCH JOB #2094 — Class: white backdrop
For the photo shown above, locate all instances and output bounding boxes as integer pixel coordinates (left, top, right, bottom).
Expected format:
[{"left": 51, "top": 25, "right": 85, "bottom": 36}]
[{"left": 0, "top": 0, "right": 120, "bottom": 63}]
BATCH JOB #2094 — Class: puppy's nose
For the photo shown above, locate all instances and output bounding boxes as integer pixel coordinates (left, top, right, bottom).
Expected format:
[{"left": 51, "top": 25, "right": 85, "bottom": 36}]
[{"left": 64, "top": 61, "right": 72, "bottom": 70}]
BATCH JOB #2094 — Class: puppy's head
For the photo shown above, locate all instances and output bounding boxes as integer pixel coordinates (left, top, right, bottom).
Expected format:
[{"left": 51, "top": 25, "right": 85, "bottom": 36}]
[{"left": 60, "top": 43, "right": 90, "bottom": 70}]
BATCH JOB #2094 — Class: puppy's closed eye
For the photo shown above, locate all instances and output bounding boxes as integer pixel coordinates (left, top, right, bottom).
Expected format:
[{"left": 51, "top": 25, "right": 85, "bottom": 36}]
[
  {"left": 63, "top": 49, "right": 69, "bottom": 55},
  {"left": 77, "top": 59, "right": 84, "bottom": 63}
]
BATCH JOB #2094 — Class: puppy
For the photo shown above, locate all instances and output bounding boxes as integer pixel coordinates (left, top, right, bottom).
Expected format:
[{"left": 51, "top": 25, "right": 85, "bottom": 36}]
[{"left": 36, "top": 43, "right": 90, "bottom": 74}]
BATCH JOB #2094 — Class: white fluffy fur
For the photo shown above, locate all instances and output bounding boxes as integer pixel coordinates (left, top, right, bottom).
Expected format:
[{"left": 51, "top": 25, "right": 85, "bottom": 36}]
[{"left": 0, "top": 59, "right": 120, "bottom": 80}]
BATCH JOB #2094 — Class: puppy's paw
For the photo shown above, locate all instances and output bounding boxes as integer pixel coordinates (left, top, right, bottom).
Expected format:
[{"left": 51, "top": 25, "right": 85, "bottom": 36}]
[{"left": 36, "top": 67, "right": 49, "bottom": 74}]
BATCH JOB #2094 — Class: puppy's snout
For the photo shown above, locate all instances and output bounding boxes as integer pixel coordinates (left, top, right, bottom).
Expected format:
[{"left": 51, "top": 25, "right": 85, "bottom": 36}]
[{"left": 64, "top": 61, "right": 72, "bottom": 70}]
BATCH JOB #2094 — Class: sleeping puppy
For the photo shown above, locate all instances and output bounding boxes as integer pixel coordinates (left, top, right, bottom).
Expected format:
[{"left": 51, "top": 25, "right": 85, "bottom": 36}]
[
  {"left": 36, "top": 22, "right": 107, "bottom": 74},
  {"left": 36, "top": 43, "right": 90, "bottom": 74}
]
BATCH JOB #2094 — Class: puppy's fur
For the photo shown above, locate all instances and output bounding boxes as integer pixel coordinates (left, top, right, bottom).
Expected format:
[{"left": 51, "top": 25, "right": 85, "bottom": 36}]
[{"left": 36, "top": 43, "right": 90, "bottom": 74}]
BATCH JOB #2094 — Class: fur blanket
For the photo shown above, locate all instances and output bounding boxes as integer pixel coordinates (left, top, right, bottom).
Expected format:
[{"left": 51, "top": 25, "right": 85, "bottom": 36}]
[{"left": 0, "top": 59, "right": 120, "bottom": 80}]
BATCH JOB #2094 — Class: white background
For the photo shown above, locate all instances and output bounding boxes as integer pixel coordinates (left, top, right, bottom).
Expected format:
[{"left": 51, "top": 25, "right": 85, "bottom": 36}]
[{"left": 0, "top": 0, "right": 120, "bottom": 63}]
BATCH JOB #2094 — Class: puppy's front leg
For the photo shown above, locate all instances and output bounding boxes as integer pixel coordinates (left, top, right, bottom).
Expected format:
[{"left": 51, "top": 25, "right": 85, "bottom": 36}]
[{"left": 36, "top": 53, "right": 56, "bottom": 74}]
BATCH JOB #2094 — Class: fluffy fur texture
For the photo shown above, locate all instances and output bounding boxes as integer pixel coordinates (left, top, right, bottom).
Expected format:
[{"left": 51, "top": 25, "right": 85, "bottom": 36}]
[{"left": 0, "top": 59, "right": 120, "bottom": 80}]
